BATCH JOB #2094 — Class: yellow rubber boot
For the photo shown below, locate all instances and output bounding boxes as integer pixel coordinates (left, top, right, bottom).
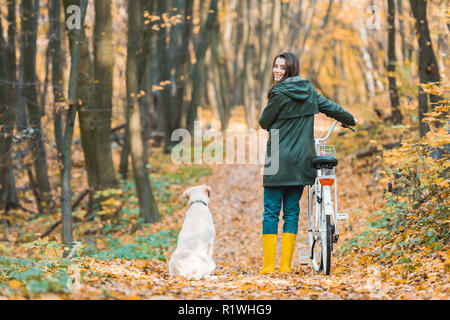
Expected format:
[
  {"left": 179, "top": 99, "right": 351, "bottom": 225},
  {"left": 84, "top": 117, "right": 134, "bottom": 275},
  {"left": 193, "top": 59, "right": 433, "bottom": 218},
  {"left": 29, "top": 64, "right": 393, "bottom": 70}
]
[
  {"left": 278, "top": 233, "right": 297, "bottom": 273},
  {"left": 260, "top": 234, "right": 277, "bottom": 275}
]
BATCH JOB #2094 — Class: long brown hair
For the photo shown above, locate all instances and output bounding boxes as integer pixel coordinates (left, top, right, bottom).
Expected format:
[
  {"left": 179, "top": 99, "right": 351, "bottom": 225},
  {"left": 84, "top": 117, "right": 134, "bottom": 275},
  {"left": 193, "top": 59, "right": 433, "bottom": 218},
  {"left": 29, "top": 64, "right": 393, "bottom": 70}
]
[{"left": 266, "top": 51, "right": 300, "bottom": 99}]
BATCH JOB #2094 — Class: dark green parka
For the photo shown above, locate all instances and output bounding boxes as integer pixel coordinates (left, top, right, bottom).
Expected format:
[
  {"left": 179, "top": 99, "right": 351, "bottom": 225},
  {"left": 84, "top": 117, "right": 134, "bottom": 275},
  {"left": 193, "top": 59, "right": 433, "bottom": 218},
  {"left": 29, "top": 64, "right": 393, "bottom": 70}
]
[{"left": 258, "top": 76, "right": 356, "bottom": 187}]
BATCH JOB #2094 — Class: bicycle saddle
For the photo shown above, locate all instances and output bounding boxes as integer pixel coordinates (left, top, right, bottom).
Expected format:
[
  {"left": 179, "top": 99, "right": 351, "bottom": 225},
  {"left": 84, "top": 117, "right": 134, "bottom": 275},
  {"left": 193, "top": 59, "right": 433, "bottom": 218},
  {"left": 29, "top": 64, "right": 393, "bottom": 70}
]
[{"left": 311, "top": 156, "right": 338, "bottom": 169}]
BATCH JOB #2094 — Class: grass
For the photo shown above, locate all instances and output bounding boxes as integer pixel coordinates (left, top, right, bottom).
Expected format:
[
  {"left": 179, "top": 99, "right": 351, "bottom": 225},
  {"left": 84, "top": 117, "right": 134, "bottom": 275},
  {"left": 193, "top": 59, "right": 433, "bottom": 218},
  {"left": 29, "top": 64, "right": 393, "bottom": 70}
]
[{"left": 83, "top": 229, "right": 178, "bottom": 261}]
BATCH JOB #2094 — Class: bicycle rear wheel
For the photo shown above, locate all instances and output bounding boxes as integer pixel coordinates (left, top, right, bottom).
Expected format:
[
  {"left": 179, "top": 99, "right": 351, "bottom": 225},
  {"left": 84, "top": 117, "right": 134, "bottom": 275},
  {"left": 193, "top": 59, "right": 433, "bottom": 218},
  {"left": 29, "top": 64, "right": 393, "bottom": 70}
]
[{"left": 321, "top": 186, "right": 334, "bottom": 275}]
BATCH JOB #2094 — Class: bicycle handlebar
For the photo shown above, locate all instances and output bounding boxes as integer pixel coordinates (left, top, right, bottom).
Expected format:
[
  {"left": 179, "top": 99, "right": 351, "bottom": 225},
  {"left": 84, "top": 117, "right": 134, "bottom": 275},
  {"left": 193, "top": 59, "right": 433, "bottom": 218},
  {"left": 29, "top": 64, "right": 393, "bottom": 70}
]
[
  {"left": 316, "top": 120, "right": 355, "bottom": 142},
  {"left": 341, "top": 124, "right": 356, "bottom": 132}
]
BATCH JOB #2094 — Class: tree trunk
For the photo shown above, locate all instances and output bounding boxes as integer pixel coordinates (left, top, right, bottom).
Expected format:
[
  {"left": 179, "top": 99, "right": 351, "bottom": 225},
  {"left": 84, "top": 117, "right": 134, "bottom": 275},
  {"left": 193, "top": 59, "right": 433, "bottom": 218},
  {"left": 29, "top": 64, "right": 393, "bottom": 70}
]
[
  {"left": 351, "top": 1, "right": 382, "bottom": 100},
  {"left": 232, "top": 0, "right": 245, "bottom": 109},
  {"left": 242, "top": 0, "right": 256, "bottom": 130},
  {"left": 77, "top": 0, "right": 117, "bottom": 216},
  {"left": 92, "top": 0, "right": 117, "bottom": 187},
  {"left": 127, "top": 0, "right": 160, "bottom": 224},
  {"left": 6, "top": 0, "right": 19, "bottom": 209},
  {"left": 120, "top": 0, "right": 156, "bottom": 178},
  {"left": 387, "top": 0, "right": 403, "bottom": 124},
  {"left": 185, "top": 0, "right": 219, "bottom": 133},
  {"left": 0, "top": 16, "right": 15, "bottom": 214},
  {"left": 397, "top": 0, "right": 408, "bottom": 63},
  {"left": 156, "top": 0, "right": 176, "bottom": 153},
  {"left": 211, "top": 21, "right": 231, "bottom": 131},
  {"left": 77, "top": 27, "right": 98, "bottom": 217},
  {"left": 173, "top": 0, "right": 194, "bottom": 130},
  {"left": 257, "top": 0, "right": 281, "bottom": 113},
  {"left": 436, "top": 0, "right": 448, "bottom": 84},
  {"left": 137, "top": 0, "right": 155, "bottom": 165},
  {"left": 16, "top": 3, "right": 28, "bottom": 133},
  {"left": 409, "top": 0, "right": 441, "bottom": 137},
  {"left": 49, "top": 0, "right": 64, "bottom": 160},
  {"left": 61, "top": 0, "right": 88, "bottom": 255},
  {"left": 21, "top": 0, "right": 52, "bottom": 214}
]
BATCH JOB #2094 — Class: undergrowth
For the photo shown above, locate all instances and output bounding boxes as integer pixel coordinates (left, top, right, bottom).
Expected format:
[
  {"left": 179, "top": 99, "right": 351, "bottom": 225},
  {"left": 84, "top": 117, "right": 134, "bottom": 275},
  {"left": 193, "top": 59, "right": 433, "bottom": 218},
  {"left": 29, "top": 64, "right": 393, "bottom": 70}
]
[
  {"left": 0, "top": 148, "right": 212, "bottom": 297},
  {"left": 339, "top": 82, "right": 449, "bottom": 275}
]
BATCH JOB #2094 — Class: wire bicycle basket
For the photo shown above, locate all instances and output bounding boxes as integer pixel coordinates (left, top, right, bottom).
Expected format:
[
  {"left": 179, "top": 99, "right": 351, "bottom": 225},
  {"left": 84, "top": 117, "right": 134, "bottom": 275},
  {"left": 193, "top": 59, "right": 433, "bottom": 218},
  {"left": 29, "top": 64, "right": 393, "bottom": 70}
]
[{"left": 316, "top": 144, "right": 336, "bottom": 176}]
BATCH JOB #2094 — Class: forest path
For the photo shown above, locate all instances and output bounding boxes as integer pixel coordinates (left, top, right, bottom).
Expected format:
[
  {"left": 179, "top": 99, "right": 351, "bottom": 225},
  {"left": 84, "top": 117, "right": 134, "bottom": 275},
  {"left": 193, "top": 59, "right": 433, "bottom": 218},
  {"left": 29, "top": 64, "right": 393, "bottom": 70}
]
[{"left": 76, "top": 121, "right": 441, "bottom": 300}]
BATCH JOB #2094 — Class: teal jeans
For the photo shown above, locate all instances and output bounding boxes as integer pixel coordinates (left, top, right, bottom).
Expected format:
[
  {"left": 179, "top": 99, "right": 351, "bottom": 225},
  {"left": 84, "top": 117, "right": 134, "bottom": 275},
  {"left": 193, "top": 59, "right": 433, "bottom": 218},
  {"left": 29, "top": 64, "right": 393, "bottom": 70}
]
[{"left": 263, "top": 186, "right": 305, "bottom": 235}]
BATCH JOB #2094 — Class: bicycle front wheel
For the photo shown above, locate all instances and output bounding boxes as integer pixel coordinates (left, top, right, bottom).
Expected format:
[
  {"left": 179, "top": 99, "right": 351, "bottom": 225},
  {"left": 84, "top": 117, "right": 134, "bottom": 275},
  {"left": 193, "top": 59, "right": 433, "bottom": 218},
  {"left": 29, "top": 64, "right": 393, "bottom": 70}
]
[
  {"left": 311, "top": 187, "right": 323, "bottom": 272},
  {"left": 322, "top": 214, "right": 332, "bottom": 275}
]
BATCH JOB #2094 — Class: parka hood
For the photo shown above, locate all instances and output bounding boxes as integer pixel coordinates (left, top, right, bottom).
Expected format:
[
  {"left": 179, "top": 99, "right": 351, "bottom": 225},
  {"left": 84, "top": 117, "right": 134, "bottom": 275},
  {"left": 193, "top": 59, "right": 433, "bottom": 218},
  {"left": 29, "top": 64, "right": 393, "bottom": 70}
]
[{"left": 272, "top": 76, "right": 310, "bottom": 101}]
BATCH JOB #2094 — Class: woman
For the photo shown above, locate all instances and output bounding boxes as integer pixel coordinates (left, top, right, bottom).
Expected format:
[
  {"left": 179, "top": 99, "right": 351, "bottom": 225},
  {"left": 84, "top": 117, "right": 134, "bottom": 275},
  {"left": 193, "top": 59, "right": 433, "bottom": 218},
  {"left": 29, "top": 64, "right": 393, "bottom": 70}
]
[{"left": 258, "top": 51, "right": 356, "bottom": 274}]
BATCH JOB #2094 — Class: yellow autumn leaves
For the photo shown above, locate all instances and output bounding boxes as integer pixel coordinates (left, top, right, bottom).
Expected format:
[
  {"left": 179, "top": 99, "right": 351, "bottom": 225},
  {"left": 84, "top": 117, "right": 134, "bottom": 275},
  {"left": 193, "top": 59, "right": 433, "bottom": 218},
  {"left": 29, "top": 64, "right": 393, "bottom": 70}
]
[
  {"left": 143, "top": 11, "right": 183, "bottom": 31},
  {"left": 8, "top": 280, "right": 22, "bottom": 290}
]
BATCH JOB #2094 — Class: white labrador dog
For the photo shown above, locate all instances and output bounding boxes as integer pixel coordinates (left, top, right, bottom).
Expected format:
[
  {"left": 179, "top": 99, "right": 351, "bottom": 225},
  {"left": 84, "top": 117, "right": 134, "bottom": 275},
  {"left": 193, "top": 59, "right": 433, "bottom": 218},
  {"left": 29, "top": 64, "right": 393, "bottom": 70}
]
[{"left": 168, "top": 184, "right": 216, "bottom": 280}]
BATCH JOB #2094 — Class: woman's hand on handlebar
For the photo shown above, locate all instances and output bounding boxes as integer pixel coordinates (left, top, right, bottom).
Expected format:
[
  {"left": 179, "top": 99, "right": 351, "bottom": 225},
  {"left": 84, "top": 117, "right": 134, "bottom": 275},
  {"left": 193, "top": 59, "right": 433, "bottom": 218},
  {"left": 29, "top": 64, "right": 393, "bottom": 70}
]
[{"left": 340, "top": 118, "right": 357, "bottom": 132}]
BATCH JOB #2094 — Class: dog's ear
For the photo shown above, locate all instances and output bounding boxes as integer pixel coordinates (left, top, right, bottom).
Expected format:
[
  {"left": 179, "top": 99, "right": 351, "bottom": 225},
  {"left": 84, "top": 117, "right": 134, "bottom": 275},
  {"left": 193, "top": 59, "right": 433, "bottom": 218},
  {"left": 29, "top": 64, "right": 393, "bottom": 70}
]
[
  {"left": 182, "top": 188, "right": 191, "bottom": 200},
  {"left": 203, "top": 185, "right": 211, "bottom": 198}
]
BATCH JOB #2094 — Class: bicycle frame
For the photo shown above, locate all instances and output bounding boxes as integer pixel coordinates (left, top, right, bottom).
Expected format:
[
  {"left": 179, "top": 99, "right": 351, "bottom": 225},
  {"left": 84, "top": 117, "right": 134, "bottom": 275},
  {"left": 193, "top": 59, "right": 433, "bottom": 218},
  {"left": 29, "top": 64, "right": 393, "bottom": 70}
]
[
  {"left": 305, "top": 120, "right": 341, "bottom": 272},
  {"left": 310, "top": 120, "right": 340, "bottom": 233}
]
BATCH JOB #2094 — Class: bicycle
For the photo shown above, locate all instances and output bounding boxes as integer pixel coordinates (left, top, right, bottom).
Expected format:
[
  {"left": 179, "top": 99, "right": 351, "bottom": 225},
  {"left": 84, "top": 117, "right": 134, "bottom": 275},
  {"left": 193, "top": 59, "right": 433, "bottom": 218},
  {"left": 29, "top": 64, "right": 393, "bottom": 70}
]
[{"left": 298, "top": 120, "right": 354, "bottom": 275}]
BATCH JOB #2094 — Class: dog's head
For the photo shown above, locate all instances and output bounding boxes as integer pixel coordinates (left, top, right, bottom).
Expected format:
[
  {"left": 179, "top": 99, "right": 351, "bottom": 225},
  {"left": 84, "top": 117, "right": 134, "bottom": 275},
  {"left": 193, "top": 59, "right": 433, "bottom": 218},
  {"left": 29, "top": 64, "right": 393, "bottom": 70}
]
[{"left": 182, "top": 184, "right": 211, "bottom": 205}]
